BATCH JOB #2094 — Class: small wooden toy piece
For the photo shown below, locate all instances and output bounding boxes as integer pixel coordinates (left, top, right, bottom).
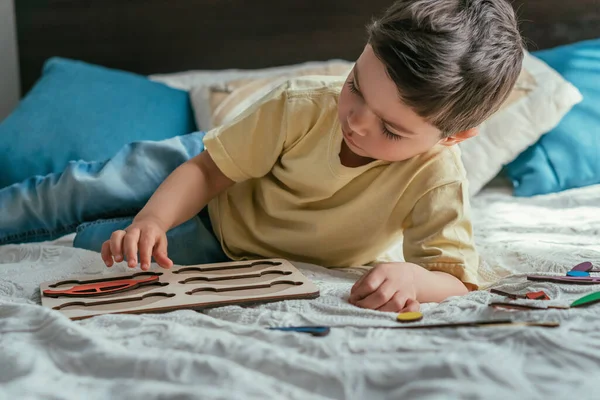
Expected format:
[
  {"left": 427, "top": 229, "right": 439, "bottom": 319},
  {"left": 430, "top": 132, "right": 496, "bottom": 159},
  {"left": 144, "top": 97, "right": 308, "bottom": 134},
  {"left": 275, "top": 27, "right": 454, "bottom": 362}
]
[
  {"left": 43, "top": 274, "right": 162, "bottom": 298},
  {"left": 396, "top": 311, "right": 424, "bottom": 322},
  {"left": 40, "top": 259, "right": 320, "bottom": 320},
  {"left": 269, "top": 319, "right": 560, "bottom": 333},
  {"left": 489, "top": 302, "right": 569, "bottom": 311},
  {"left": 386, "top": 319, "right": 560, "bottom": 329},
  {"left": 527, "top": 275, "right": 600, "bottom": 285},
  {"left": 490, "top": 291, "right": 600, "bottom": 311},
  {"left": 571, "top": 262, "right": 594, "bottom": 272},
  {"left": 570, "top": 291, "right": 600, "bottom": 308},
  {"left": 268, "top": 326, "right": 331, "bottom": 336},
  {"left": 527, "top": 291, "right": 551, "bottom": 300},
  {"left": 567, "top": 262, "right": 600, "bottom": 276},
  {"left": 527, "top": 261, "right": 600, "bottom": 284},
  {"left": 490, "top": 288, "right": 550, "bottom": 301},
  {"left": 567, "top": 271, "right": 590, "bottom": 277}
]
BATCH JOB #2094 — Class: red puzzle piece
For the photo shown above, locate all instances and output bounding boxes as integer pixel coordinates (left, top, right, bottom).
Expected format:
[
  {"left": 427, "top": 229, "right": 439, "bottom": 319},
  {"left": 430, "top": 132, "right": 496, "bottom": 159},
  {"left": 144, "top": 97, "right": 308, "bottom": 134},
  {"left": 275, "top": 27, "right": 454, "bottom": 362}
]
[
  {"left": 43, "top": 275, "right": 160, "bottom": 298},
  {"left": 526, "top": 291, "right": 550, "bottom": 300}
]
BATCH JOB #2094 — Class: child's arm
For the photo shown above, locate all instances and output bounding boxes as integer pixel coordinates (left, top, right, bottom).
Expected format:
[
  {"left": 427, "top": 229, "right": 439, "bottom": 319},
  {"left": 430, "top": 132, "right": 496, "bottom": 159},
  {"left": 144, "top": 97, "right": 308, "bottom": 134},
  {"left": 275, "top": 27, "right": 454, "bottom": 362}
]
[
  {"left": 101, "top": 151, "right": 234, "bottom": 271},
  {"left": 135, "top": 151, "right": 234, "bottom": 231},
  {"left": 103, "top": 83, "right": 293, "bottom": 271},
  {"left": 350, "top": 180, "right": 478, "bottom": 312},
  {"left": 348, "top": 262, "right": 468, "bottom": 312}
]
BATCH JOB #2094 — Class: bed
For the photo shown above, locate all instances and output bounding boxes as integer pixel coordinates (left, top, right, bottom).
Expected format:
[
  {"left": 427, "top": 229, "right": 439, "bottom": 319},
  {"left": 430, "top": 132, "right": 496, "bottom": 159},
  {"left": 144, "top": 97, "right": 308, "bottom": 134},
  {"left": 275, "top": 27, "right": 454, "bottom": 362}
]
[{"left": 3, "top": 1, "right": 600, "bottom": 399}]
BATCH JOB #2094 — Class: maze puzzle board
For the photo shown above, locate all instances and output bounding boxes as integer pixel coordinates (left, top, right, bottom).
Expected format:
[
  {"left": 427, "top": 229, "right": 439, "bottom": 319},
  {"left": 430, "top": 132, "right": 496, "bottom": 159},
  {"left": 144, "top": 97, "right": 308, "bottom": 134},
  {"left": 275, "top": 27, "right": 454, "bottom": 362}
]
[{"left": 40, "top": 259, "right": 320, "bottom": 320}]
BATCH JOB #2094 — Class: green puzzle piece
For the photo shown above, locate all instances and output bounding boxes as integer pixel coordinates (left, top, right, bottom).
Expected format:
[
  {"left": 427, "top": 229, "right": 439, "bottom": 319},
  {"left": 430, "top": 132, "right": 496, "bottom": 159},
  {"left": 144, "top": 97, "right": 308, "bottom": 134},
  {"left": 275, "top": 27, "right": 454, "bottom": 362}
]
[{"left": 571, "top": 291, "right": 600, "bottom": 308}]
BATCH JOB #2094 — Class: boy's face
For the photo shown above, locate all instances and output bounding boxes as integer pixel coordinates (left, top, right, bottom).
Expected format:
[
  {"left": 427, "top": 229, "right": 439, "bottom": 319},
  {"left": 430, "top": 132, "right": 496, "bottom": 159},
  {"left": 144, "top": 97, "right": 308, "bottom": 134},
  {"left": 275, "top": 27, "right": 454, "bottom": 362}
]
[{"left": 337, "top": 45, "right": 475, "bottom": 162}]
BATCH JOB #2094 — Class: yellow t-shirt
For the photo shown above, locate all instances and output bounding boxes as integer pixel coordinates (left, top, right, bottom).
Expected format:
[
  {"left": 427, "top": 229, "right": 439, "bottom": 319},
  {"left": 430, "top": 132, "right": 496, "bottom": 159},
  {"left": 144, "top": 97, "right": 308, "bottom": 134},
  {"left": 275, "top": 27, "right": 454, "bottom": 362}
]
[{"left": 203, "top": 76, "right": 480, "bottom": 288}]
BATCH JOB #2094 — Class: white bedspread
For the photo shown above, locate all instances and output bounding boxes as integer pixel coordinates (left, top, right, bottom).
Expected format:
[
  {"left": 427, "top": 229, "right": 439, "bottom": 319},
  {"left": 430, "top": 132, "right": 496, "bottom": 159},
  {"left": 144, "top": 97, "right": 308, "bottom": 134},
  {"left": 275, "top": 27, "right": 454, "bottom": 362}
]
[{"left": 2, "top": 181, "right": 600, "bottom": 399}]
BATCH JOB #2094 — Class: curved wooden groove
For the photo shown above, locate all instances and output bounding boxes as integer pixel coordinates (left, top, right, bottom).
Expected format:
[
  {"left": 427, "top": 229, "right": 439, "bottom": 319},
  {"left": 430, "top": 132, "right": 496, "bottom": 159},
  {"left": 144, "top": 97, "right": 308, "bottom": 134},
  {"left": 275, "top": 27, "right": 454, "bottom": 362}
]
[
  {"left": 179, "top": 270, "right": 292, "bottom": 284},
  {"left": 52, "top": 292, "right": 175, "bottom": 310},
  {"left": 173, "top": 260, "right": 282, "bottom": 274},
  {"left": 48, "top": 271, "right": 163, "bottom": 288},
  {"left": 185, "top": 280, "right": 303, "bottom": 295}
]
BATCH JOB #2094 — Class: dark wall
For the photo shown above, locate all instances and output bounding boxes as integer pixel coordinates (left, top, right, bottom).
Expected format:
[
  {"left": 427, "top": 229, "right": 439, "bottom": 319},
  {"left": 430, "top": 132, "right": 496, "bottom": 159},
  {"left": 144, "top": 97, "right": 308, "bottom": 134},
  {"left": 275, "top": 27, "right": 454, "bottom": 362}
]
[{"left": 15, "top": 0, "right": 600, "bottom": 95}]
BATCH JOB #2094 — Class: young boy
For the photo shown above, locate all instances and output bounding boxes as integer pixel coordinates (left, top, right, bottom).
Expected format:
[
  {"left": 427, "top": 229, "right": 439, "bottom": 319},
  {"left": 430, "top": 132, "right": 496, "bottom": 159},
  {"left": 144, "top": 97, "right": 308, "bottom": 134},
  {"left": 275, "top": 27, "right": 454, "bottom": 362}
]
[{"left": 0, "top": 0, "right": 523, "bottom": 313}]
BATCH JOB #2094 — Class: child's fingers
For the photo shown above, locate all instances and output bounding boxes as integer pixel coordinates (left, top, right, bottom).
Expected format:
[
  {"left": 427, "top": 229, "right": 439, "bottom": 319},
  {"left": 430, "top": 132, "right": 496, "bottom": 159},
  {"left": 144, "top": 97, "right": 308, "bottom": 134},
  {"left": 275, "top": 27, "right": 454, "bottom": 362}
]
[
  {"left": 400, "top": 298, "right": 420, "bottom": 313},
  {"left": 376, "top": 295, "right": 403, "bottom": 312},
  {"left": 354, "top": 279, "right": 395, "bottom": 310},
  {"left": 101, "top": 240, "right": 114, "bottom": 267},
  {"left": 123, "top": 229, "right": 141, "bottom": 268},
  {"left": 154, "top": 252, "right": 173, "bottom": 269},
  {"left": 351, "top": 269, "right": 371, "bottom": 292},
  {"left": 349, "top": 269, "right": 385, "bottom": 304},
  {"left": 138, "top": 231, "right": 155, "bottom": 271},
  {"left": 149, "top": 235, "right": 171, "bottom": 269},
  {"left": 376, "top": 292, "right": 410, "bottom": 312},
  {"left": 152, "top": 236, "right": 173, "bottom": 269},
  {"left": 109, "top": 230, "right": 127, "bottom": 262}
]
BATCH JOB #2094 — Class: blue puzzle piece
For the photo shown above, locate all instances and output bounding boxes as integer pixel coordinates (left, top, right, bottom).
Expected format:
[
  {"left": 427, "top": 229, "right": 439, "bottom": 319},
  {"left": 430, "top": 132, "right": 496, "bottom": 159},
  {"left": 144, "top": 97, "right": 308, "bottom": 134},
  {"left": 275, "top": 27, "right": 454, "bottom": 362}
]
[{"left": 567, "top": 270, "right": 591, "bottom": 277}]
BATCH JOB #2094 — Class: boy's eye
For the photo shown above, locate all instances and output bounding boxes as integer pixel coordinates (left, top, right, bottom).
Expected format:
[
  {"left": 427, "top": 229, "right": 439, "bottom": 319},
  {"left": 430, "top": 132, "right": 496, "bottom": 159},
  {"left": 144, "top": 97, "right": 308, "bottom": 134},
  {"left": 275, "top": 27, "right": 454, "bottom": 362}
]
[
  {"left": 382, "top": 125, "right": 402, "bottom": 141},
  {"left": 347, "top": 79, "right": 360, "bottom": 95},
  {"left": 347, "top": 78, "right": 402, "bottom": 141}
]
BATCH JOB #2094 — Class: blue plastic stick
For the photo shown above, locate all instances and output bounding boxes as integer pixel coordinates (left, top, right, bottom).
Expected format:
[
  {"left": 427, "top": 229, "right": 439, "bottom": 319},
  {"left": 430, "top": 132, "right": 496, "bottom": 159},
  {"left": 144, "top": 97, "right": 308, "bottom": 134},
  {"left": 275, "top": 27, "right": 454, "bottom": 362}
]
[{"left": 268, "top": 326, "right": 331, "bottom": 336}]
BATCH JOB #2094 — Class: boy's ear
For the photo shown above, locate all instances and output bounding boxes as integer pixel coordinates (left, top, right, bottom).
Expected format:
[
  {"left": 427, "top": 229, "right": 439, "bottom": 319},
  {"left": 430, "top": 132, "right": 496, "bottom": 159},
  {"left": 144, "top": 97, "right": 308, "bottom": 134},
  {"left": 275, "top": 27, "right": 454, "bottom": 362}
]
[{"left": 439, "top": 127, "right": 478, "bottom": 146}]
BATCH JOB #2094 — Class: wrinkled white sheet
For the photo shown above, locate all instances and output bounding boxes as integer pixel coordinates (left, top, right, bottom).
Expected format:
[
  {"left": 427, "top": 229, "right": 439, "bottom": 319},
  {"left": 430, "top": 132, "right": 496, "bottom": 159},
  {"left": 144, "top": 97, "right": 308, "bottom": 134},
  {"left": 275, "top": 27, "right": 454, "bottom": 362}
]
[{"left": 2, "top": 181, "right": 600, "bottom": 399}]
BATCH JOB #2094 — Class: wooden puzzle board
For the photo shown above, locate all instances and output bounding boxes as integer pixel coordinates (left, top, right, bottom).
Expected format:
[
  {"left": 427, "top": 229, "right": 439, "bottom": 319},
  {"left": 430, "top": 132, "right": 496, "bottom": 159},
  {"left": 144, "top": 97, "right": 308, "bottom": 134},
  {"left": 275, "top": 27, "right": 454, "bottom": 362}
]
[{"left": 40, "top": 259, "right": 320, "bottom": 320}]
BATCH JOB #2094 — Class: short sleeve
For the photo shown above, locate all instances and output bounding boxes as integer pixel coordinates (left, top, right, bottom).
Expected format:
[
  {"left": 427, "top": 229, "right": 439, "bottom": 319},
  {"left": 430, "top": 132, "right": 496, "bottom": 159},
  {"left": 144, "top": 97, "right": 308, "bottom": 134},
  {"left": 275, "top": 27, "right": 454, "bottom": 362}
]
[
  {"left": 402, "top": 180, "right": 480, "bottom": 289},
  {"left": 202, "top": 83, "right": 289, "bottom": 182}
]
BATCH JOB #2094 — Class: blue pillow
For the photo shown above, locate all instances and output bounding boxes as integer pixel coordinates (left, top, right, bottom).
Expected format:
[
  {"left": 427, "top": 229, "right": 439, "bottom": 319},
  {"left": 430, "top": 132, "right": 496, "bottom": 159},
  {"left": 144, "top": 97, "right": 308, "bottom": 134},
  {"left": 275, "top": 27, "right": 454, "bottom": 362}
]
[
  {"left": 505, "top": 39, "right": 600, "bottom": 196},
  {"left": 0, "top": 57, "right": 196, "bottom": 188}
]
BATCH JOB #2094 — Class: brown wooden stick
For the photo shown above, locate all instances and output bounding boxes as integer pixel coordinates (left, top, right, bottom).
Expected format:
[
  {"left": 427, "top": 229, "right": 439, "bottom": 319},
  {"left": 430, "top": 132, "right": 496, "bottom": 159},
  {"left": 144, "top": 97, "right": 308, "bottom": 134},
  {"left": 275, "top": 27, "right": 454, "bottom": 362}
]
[
  {"left": 490, "top": 289, "right": 522, "bottom": 299},
  {"left": 489, "top": 302, "right": 569, "bottom": 310},
  {"left": 358, "top": 319, "right": 560, "bottom": 329}
]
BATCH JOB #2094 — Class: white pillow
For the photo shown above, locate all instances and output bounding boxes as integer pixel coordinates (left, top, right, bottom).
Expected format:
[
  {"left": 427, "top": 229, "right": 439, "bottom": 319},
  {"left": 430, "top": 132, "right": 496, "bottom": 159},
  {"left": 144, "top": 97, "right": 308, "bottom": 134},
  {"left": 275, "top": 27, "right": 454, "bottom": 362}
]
[
  {"left": 459, "top": 52, "right": 582, "bottom": 196},
  {"left": 149, "top": 60, "right": 353, "bottom": 131}
]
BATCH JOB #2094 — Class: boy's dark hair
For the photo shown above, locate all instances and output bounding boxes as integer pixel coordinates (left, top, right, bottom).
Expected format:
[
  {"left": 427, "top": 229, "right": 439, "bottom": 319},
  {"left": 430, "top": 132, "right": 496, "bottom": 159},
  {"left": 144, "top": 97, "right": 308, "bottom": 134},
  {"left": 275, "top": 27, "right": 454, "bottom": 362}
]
[{"left": 367, "top": 0, "right": 524, "bottom": 136}]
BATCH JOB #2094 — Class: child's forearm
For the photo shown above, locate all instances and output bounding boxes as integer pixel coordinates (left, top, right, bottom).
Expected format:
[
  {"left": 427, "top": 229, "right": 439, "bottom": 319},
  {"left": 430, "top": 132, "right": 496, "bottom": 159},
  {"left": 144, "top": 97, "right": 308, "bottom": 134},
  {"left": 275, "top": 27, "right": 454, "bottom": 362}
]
[
  {"left": 134, "top": 151, "right": 234, "bottom": 231},
  {"left": 409, "top": 263, "right": 470, "bottom": 303}
]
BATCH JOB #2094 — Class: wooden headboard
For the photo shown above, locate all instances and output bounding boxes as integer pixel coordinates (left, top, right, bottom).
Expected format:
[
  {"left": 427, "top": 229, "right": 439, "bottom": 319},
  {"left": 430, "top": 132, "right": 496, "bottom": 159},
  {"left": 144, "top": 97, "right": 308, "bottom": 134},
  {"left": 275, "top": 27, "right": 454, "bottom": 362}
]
[{"left": 15, "top": 0, "right": 600, "bottom": 95}]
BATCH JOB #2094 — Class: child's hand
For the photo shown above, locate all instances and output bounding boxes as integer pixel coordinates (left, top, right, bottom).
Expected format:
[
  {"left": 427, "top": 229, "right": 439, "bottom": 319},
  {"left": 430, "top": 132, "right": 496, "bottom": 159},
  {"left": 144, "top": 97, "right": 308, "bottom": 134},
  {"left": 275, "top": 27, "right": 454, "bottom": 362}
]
[
  {"left": 348, "top": 263, "right": 420, "bottom": 313},
  {"left": 101, "top": 217, "right": 173, "bottom": 271}
]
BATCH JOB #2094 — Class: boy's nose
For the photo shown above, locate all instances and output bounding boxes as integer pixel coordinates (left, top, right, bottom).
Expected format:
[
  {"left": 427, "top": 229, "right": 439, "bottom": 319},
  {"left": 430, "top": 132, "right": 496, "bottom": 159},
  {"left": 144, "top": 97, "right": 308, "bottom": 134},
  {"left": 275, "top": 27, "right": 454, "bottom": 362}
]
[{"left": 348, "top": 107, "right": 372, "bottom": 137}]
